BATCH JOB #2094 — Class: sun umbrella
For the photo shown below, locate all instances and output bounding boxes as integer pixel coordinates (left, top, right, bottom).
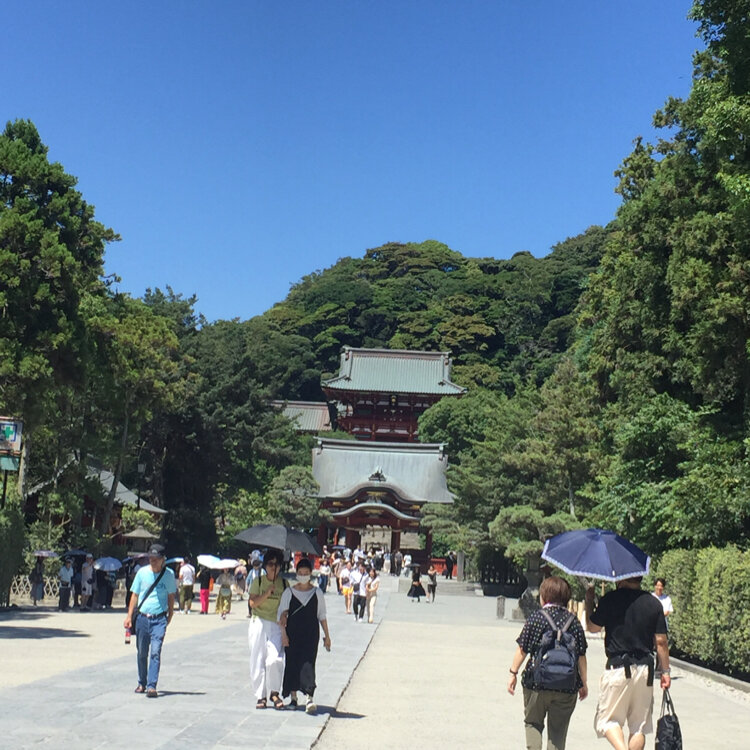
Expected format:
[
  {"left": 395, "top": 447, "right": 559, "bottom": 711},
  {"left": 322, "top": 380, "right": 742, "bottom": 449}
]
[
  {"left": 166, "top": 556, "right": 184, "bottom": 565},
  {"left": 94, "top": 556, "right": 123, "bottom": 572},
  {"left": 216, "top": 558, "right": 240, "bottom": 569},
  {"left": 63, "top": 549, "right": 89, "bottom": 558},
  {"left": 234, "top": 524, "right": 321, "bottom": 556},
  {"left": 541, "top": 528, "right": 650, "bottom": 582},
  {"left": 197, "top": 554, "right": 221, "bottom": 568},
  {"left": 32, "top": 550, "right": 59, "bottom": 558}
]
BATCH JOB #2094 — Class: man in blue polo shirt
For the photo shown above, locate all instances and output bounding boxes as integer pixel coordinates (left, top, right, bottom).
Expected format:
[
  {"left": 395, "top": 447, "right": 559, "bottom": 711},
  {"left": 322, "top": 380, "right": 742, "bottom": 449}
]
[{"left": 124, "top": 544, "right": 176, "bottom": 697}]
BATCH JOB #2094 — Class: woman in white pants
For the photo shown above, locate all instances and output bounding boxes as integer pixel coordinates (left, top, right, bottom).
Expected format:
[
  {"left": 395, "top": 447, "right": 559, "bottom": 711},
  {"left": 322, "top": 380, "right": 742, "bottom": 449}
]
[{"left": 247, "top": 550, "right": 287, "bottom": 709}]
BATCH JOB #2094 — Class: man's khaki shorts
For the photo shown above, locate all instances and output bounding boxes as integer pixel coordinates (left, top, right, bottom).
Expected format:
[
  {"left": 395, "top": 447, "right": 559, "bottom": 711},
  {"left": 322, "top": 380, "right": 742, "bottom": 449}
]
[{"left": 594, "top": 664, "right": 654, "bottom": 737}]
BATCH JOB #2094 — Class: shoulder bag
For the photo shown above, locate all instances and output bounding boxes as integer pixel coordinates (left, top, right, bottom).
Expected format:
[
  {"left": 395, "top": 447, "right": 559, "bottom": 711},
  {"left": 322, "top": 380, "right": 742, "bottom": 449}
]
[
  {"left": 131, "top": 567, "right": 167, "bottom": 636},
  {"left": 655, "top": 688, "right": 682, "bottom": 749}
]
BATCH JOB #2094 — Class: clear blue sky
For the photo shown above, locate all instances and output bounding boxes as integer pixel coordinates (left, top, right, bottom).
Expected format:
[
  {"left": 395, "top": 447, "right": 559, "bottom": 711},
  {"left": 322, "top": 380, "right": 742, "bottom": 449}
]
[{"left": 6, "top": 2, "right": 701, "bottom": 322}]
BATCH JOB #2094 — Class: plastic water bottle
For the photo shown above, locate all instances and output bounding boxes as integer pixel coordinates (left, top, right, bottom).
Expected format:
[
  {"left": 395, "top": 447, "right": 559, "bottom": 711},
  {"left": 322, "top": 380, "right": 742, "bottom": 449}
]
[{"left": 124, "top": 626, "right": 131, "bottom": 645}]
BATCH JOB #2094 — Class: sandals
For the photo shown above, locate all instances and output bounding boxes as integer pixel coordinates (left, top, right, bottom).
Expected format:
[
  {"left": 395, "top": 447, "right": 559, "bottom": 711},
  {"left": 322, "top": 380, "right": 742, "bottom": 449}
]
[
  {"left": 270, "top": 692, "right": 284, "bottom": 710},
  {"left": 256, "top": 698, "right": 267, "bottom": 709}
]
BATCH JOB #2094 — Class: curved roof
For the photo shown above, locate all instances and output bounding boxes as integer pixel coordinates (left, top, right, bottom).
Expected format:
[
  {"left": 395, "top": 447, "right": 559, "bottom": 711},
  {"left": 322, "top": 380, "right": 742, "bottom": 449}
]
[
  {"left": 322, "top": 347, "right": 466, "bottom": 396},
  {"left": 312, "top": 438, "right": 453, "bottom": 505},
  {"left": 272, "top": 400, "right": 332, "bottom": 433},
  {"left": 330, "top": 502, "right": 419, "bottom": 522}
]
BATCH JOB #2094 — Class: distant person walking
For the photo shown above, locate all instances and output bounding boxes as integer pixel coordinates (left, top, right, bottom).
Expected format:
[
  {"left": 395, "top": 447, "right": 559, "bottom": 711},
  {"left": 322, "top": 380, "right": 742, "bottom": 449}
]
[
  {"left": 234, "top": 560, "right": 248, "bottom": 600},
  {"left": 318, "top": 558, "right": 331, "bottom": 594},
  {"left": 445, "top": 551, "right": 455, "bottom": 580},
  {"left": 365, "top": 567, "right": 380, "bottom": 623},
  {"left": 124, "top": 544, "right": 176, "bottom": 698},
  {"left": 215, "top": 569, "right": 234, "bottom": 619},
  {"left": 585, "top": 577, "right": 670, "bottom": 750},
  {"left": 651, "top": 578, "right": 673, "bottom": 623},
  {"left": 58, "top": 558, "right": 74, "bottom": 611},
  {"left": 29, "top": 557, "right": 45, "bottom": 606},
  {"left": 247, "top": 550, "right": 287, "bottom": 710},
  {"left": 402, "top": 552, "right": 412, "bottom": 578},
  {"left": 81, "top": 554, "right": 95, "bottom": 611},
  {"left": 407, "top": 564, "right": 425, "bottom": 602},
  {"left": 278, "top": 558, "right": 332, "bottom": 714},
  {"left": 197, "top": 565, "right": 211, "bottom": 614},
  {"left": 426, "top": 563, "right": 438, "bottom": 603},
  {"left": 340, "top": 561, "right": 353, "bottom": 614},
  {"left": 507, "top": 576, "right": 588, "bottom": 750},
  {"left": 178, "top": 557, "right": 195, "bottom": 614},
  {"left": 350, "top": 562, "right": 367, "bottom": 621},
  {"left": 393, "top": 550, "right": 403, "bottom": 577}
]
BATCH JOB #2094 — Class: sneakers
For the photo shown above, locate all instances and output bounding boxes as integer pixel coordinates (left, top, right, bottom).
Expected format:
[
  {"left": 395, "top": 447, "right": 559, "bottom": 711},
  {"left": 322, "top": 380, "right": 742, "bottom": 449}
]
[{"left": 305, "top": 698, "right": 317, "bottom": 714}]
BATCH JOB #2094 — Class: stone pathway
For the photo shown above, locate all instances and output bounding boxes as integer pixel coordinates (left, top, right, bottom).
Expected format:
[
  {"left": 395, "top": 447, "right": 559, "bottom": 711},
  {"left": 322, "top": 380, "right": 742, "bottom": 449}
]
[
  {"left": 0, "top": 584, "right": 389, "bottom": 750},
  {"left": 315, "top": 581, "right": 750, "bottom": 749},
  {"left": 2, "top": 577, "right": 749, "bottom": 749}
]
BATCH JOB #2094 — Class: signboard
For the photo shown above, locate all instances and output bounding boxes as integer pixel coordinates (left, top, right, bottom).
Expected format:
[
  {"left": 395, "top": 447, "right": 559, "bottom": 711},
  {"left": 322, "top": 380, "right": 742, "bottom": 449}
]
[{"left": 0, "top": 417, "right": 23, "bottom": 456}]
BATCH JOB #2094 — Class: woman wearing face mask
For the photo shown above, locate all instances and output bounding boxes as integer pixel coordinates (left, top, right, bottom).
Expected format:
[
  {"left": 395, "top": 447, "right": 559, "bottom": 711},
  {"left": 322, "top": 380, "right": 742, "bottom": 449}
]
[
  {"left": 278, "top": 558, "right": 332, "bottom": 714},
  {"left": 247, "top": 549, "right": 287, "bottom": 709}
]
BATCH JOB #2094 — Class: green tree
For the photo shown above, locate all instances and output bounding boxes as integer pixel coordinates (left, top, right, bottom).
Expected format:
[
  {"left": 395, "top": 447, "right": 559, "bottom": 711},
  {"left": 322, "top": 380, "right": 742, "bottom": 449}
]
[
  {"left": 0, "top": 120, "right": 118, "bottom": 495},
  {"left": 263, "top": 465, "right": 327, "bottom": 530}
]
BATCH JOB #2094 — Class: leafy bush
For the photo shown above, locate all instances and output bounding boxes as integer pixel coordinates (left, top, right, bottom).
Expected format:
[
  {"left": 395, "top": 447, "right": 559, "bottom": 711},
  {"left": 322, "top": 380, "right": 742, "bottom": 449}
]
[
  {"left": 0, "top": 501, "right": 26, "bottom": 606},
  {"left": 655, "top": 546, "right": 750, "bottom": 673}
]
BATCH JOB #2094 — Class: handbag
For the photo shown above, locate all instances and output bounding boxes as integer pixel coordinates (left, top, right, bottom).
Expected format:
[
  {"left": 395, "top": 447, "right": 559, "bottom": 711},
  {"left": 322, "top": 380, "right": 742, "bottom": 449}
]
[
  {"left": 131, "top": 567, "right": 167, "bottom": 636},
  {"left": 655, "top": 688, "right": 682, "bottom": 749}
]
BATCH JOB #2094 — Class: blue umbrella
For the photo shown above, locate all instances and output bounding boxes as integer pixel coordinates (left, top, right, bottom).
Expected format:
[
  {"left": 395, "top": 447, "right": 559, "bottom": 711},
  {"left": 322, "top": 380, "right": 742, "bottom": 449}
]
[{"left": 541, "top": 528, "right": 650, "bottom": 582}]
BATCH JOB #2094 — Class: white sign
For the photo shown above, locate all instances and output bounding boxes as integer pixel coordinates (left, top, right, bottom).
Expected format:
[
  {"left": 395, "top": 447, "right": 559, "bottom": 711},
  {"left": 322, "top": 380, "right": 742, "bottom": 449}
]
[{"left": 0, "top": 417, "right": 23, "bottom": 455}]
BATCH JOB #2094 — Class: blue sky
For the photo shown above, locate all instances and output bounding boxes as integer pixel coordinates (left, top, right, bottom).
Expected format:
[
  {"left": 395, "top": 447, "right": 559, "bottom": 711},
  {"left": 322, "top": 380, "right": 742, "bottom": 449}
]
[{"left": 5, "top": 2, "right": 701, "bottom": 322}]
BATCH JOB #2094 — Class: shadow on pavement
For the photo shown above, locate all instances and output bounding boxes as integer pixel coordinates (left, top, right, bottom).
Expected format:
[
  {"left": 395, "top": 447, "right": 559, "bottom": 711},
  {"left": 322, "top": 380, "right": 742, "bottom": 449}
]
[
  {"left": 155, "top": 690, "right": 208, "bottom": 697},
  {"left": 0, "top": 625, "right": 89, "bottom": 639},
  {"left": 0, "top": 610, "right": 54, "bottom": 621},
  {"left": 315, "top": 705, "right": 365, "bottom": 719}
]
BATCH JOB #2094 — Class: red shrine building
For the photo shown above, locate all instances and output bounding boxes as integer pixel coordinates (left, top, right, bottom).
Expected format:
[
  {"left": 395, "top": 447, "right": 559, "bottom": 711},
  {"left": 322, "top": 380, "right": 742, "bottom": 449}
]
[
  {"left": 321, "top": 347, "right": 465, "bottom": 441},
  {"left": 312, "top": 437, "right": 453, "bottom": 555},
  {"left": 277, "top": 347, "right": 466, "bottom": 557}
]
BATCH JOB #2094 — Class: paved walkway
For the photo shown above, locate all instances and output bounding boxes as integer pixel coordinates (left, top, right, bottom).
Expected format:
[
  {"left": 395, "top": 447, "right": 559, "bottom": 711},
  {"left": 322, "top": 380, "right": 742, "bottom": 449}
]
[
  {"left": 2, "top": 577, "right": 749, "bottom": 749},
  {"left": 316, "top": 579, "right": 750, "bottom": 749},
  {"left": 0, "top": 585, "right": 389, "bottom": 750}
]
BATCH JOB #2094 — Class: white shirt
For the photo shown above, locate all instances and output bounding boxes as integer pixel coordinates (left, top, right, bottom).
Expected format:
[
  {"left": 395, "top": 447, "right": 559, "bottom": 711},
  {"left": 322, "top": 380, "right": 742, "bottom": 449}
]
[
  {"left": 277, "top": 586, "right": 327, "bottom": 622},
  {"left": 179, "top": 563, "right": 195, "bottom": 586},
  {"left": 59, "top": 565, "right": 74, "bottom": 585},
  {"left": 358, "top": 572, "right": 368, "bottom": 596},
  {"left": 350, "top": 568, "right": 363, "bottom": 591},
  {"left": 366, "top": 574, "right": 380, "bottom": 596},
  {"left": 652, "top": 592, "right": 674, "bottom": 615}
]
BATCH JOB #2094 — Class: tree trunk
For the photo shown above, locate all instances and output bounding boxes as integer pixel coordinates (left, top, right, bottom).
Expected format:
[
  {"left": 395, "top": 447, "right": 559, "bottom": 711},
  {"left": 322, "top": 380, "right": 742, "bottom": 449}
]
[
  {"left": 100, "top": 401, "right": 131, "bottom": 535},
  {"left": 17, "top": 430, "right": 31, "bottom": 506},
  {"left": 567, "top": 472, "right": 577, "bottom": 519}
]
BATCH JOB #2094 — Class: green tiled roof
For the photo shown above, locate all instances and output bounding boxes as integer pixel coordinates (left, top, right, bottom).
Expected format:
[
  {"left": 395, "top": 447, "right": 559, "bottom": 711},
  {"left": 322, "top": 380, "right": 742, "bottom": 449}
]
[
  {"left": 272, "top": 401, "right": 332, "bottom": 433},
  {"left": 312, "top": 438, "right": 453, "bottom": 505},
  {"left": 322, "top": 347, "right": 466, "bottom": 396}
]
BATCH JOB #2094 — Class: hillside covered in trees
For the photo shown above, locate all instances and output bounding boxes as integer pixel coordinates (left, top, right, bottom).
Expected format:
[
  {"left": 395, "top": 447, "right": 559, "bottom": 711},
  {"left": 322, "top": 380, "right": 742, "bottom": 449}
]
[{"left": 2, "top": 0, "right": 750, "bottom": 602}]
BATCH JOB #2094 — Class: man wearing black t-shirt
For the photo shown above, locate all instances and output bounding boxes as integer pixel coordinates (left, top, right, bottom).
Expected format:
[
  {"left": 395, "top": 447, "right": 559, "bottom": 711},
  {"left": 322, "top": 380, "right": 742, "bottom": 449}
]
[{"left": 585, "top": 578, "right": 670, "bottom": 750}]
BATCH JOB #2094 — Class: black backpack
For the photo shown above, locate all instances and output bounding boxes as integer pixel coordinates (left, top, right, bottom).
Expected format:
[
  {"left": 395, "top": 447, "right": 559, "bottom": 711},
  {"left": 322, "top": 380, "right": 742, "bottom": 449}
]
[{"left": 531, "top": 609, "right": 579, "bottom": 691}]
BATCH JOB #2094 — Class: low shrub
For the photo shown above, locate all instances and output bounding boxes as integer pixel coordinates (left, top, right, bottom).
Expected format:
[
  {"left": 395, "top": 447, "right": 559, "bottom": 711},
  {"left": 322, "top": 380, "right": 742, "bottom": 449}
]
[{"left": 655, "top": 546, "right": 750, "bottom": 674}]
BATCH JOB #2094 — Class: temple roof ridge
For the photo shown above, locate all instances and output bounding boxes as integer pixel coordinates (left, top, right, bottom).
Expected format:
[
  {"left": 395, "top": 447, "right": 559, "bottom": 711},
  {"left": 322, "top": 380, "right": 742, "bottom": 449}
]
[{"left": 322, "top": 346, "right": 466, "bottom": 396}]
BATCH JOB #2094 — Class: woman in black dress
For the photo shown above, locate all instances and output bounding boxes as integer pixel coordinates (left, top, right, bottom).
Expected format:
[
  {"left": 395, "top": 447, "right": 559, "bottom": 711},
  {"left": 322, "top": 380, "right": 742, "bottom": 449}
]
[
  {"left": 278, "top": 559, "right": 332, "bottom": 714},
  {"left": 407, "top": 563, "right": 426, "bottom": 602}
]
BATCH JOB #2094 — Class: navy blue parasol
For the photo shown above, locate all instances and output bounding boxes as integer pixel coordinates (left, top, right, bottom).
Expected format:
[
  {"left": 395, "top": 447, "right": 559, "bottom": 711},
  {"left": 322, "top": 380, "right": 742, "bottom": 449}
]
[{"left": 541, "top": 528, "right": 650, "bottom": 582}]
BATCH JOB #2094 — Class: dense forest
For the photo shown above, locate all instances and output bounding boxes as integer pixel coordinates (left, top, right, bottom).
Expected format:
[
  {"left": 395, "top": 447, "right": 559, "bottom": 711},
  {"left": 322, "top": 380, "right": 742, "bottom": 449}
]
[{"left": 2, "top": 0, "right": 750, "bottom": 604}]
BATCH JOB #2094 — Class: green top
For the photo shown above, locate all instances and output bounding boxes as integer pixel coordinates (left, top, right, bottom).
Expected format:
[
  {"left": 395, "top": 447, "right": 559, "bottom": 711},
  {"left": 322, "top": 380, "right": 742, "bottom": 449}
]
[{"left": 249, "top": 574, "right": 285, "bottom": 622}]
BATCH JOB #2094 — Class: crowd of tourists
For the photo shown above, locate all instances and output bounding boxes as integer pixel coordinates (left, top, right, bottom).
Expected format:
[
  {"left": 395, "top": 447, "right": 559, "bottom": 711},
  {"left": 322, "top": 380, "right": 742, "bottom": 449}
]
[{"left": 28, "top": 552, "right": 119, "bottom": 612}]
